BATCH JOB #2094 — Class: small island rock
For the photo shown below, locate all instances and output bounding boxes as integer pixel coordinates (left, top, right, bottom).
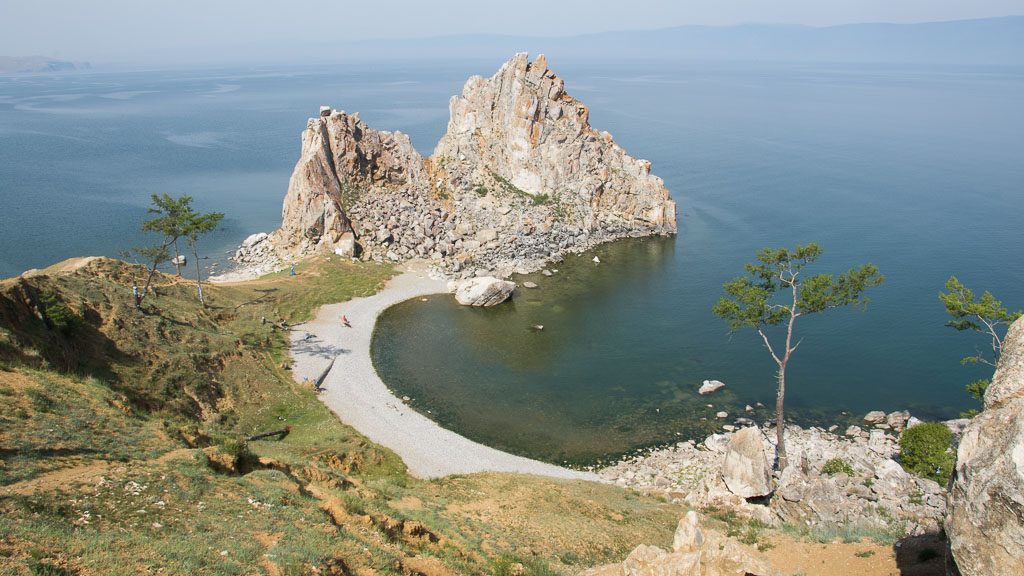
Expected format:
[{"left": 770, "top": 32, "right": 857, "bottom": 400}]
[{"left": 699, "top": 380, "right": 726, "bottom": 395}]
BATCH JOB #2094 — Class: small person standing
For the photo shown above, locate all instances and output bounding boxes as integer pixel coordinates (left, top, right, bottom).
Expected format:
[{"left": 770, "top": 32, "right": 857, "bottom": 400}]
[
  {"left": 132, "top": 285, "right": 140, "bottom": 308},
  {"left": 341, "top": 314, "right": 351, "bottom": 327},
  {"left": 290, "top": 263, "right": 296, "bottom": 276}
]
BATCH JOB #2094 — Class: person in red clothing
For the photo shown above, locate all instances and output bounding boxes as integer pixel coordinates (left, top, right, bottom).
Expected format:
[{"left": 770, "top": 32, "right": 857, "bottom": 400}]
[{"left": 341, "top": 314, "right": 351, "bottom": 327}]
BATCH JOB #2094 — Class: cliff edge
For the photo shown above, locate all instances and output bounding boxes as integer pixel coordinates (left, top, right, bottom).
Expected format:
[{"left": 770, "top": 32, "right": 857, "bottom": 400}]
[
  {"left": 946, "top": 315, "right": 1024, "bottom": 575},
  {"left": 232, "top": 53, "right": 676, "bottom": 279}
]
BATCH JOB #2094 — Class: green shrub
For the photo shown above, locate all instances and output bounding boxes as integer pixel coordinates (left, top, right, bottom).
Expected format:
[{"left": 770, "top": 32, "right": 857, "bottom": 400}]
[
  {"left": 899, "top": 423, "right": 954, "bottom": 483},
  {"left": 821, "top": 458, "right": 855, "bottom": 476},
  {"left": 41, "top": 292, "right": 82, "bottom": 336}
]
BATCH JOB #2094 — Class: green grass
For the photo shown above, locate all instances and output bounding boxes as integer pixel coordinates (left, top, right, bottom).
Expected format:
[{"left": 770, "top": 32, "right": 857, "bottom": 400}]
[{"left": 0, "top": 256, "right": 684, "bottom": 574}]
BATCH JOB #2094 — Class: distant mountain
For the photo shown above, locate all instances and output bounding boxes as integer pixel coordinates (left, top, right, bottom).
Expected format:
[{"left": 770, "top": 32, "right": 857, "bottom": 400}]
[
  {"left": 0, "top": 56, "right": 89, "bottom": 74},
  {"left": 314, "top": 16, "right": 1024, "bottom": 66}
]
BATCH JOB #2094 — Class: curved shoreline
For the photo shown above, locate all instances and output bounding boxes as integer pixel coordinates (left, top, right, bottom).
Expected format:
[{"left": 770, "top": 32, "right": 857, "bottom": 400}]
[{"left": 289, "top": 260, "right": 599, "bottom": 481}]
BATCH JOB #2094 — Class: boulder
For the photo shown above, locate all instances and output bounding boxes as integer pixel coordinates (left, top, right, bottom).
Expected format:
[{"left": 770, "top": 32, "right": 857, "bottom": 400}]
[
  {"left": 699, "top": 379, "right": 726, "bottom": 395},
  {"left": 863, "top": 410, "right": 886, "bottom": 425},
  {"left": 450, "top": 276, "right": 516, "bottom": 307},
  {"left": 581, "top": 512, "right": 776, "bottom": 576},
  {"left": 946, "top": 316, "right": 1024, "bottom": 576},
  {"left": 886, "top": 410, "right": 911, "bottom": 431},
  {"left": 722, "top": 426, "right": 773, "bottom": 498}
]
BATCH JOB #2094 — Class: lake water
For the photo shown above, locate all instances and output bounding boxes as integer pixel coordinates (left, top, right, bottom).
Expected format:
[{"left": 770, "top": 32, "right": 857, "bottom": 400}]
[{"left": 2, "top": 60, "right": 1022, "bottom": 464}]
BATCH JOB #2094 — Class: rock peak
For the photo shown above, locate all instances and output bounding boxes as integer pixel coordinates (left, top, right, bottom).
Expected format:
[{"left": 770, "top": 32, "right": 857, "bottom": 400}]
[{"left": 244, "top": 54, "right": 676, "bottom": 277}]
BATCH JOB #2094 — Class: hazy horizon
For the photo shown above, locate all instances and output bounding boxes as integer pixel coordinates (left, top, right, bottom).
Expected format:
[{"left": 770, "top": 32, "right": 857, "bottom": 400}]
[{"left": 2, "top": 0, "right": 1024, "bottom": 65}]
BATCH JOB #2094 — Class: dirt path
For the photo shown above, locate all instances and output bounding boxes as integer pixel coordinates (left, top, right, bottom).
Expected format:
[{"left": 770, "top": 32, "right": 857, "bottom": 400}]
[{"left": 2, "top": 448, "right": 193, "bottom": 496}]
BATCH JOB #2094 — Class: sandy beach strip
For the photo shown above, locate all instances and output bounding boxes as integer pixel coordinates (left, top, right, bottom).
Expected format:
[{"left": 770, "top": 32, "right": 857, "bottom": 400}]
[{"left": 289, "top": 260, "right": 599, "bottom": 481}]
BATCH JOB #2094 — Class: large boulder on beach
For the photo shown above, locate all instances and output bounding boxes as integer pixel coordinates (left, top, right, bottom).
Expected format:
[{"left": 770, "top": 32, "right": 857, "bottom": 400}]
[
  {"left": 450, "top": 276, "right": 516, "bottom": 307},
  {"left": 722, "top": 426, "right": 773, "bottom": 498},
  {"left": 946, "top": 316, "right": 1024, "bottom": 576}
]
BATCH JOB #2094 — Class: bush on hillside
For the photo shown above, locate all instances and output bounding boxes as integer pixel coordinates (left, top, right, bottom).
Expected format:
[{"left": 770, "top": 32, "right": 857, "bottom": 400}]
[
  {"left": 899, "top": 423, "right": 954, "bottom": 483},
  {"left": 821, "top": 457, "right": 855, "bottom": 476},
  {"left": 42, "top": 292, "right": 82, "bottom": 336}
]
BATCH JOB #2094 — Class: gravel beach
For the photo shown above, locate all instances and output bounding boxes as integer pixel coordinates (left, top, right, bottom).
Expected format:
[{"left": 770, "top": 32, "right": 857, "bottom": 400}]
[{"left": 289, "top": 260, "right": 598, "bottom": 481}]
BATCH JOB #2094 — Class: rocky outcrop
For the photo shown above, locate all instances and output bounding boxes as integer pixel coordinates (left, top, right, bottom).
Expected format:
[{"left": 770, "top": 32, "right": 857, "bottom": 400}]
[
  {"left": 449, "top": 277, "right": 516, "bottom": 307},
  {"left": 271, "top": 111, "right": 424, "bottom": 257},
  {"left": 946, "top": 316, "right": 1024, "bottom": 576},
  {"left": 581, "top": 511, "right": 776, "bottom": 576},
  {"left": 434, "top": 53, "right": 676, "bottom": 234},
  {"left": 600, "top": 420, "right": 948, "bottom": 535},
  {"left": 227, "top": 53, "right": 676, "bottom": 280},
  {"left": 722, "top": 426, "right": 773, "bottom": 498}
]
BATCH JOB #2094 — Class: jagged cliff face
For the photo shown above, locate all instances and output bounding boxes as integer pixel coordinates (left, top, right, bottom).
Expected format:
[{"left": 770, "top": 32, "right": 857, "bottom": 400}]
[
  {"left": 272, "top": 111, "right": 425, "bottom": 256},
  {"left": 946, "top": 316, "right": 1024, "bottom": 576},
  {"left": 248, "top": 53, "right": 676, "bottom": 277},
  {"left": 434, "top": 53, "right": 676, "bottom": 232}
]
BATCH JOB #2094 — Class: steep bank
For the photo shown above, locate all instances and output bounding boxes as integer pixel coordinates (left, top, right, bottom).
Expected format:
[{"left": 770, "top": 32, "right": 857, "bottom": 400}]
[{"left": 227, "top": 53, "right": 676, "bottom": 280}]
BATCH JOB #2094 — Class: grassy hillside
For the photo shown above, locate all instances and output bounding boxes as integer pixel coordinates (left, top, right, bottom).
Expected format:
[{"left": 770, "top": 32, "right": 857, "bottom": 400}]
[{"left": 0, "top": 257, "right": 681, "bottom": 575}]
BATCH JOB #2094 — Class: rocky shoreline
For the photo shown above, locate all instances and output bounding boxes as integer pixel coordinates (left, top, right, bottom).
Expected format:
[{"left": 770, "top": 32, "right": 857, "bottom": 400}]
[{"left": 597, "top": 410, "right": 968, "bottom": 536}]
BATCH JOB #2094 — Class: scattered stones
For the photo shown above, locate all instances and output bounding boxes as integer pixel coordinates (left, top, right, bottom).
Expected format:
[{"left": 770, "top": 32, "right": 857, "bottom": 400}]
[
  {"left": 522, "top": 281, "right": 538, "bottom": 288},
  {"left": 599, "top": 413, "right": 953, "bottom": 536},
  {"left": 699, "top": 380, "right": 726, "bottom": 395},
  {"left": 581, "top": 511, "right": 775, "bottom": 576}
]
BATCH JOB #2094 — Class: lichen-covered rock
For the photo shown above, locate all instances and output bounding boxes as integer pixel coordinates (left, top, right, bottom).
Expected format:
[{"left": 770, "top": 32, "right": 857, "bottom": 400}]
[
  {"left": 722, "top": 426, "right": 773, "bottom": 498},
  {"left": 450, "top": 277, "right": 516, "bottom": 307},
  {"left": 232, "top": 53, "right": 676, "bottom": 279},
  {"left": 946, "top": 316, "right": 1024, "bottom": 576}
]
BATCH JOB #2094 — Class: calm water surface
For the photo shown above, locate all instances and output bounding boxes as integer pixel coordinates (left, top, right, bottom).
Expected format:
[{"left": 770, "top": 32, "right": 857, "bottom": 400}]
[{"left": 2, "top": 60, "right": 1021, "bottom": 463}]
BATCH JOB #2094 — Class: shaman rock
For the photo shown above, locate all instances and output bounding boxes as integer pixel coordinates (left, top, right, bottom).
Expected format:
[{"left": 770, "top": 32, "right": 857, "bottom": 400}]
[{"left": 243, "top": 53, "right": 676, "bottom": 278}]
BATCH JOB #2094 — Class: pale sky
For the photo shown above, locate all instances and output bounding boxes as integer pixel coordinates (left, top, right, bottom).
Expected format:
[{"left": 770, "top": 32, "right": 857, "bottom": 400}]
[{"left": 2, "top": 0, "right": 1023, "bottom": 61}]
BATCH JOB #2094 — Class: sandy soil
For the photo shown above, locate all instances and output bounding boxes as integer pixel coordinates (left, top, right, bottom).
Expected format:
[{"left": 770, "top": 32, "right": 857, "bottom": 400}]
[{"left": 289, "top": 260, "right": 598, "bottom": 481}]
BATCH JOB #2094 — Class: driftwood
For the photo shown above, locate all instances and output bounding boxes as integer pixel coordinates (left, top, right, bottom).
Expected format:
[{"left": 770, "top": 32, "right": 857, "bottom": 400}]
[{"left": 245, "top": 426, "right": 291, "bottom": 441}]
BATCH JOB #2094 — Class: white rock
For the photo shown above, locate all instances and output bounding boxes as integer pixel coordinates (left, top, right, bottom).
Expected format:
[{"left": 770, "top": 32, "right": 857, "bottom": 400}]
[
  {"left": 699, "top": 380, "right": 726, "bottom": 395},
  {"left": 451, "top": 276, "right": 516, "bottom": 307},
  {"left": 721, "top": 426, "right": 773, "bottom": 498},
  {"left": 593, "top": 256, "right": 601, "bottom": 263}
]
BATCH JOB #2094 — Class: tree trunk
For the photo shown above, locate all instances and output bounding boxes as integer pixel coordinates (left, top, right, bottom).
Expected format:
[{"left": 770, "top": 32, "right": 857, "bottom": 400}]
[
  {"left": 192, "top": 242, "right": 204, "bottom": 306},
  {"left": 172, "top": 238, "right": 182, "bottom": 277},
  {"left": 139, "top": 262, "right": 159, "bottom": 307},
  {"left": 776, "top": 362, "right": 788, "bottom": 470}
]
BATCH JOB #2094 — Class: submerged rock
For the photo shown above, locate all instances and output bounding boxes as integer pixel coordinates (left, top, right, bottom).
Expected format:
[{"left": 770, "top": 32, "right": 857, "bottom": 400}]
[{"left": 699, "top": 379, "right": 726, "bottom": 395}]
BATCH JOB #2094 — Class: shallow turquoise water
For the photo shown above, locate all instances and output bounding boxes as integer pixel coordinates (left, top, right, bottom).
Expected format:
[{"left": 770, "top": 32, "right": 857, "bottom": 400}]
[{"left": 2, "top": 61, "right": 1022, "bottom": 463}]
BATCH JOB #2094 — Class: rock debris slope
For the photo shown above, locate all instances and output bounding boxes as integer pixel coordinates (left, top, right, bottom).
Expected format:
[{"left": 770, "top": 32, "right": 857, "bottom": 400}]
[
  {"left": 233, "top": 53, "right": 676, "bottom": 278},
  {"left": 946, "top": 316, "right": 1024, "bottom": 576}
]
